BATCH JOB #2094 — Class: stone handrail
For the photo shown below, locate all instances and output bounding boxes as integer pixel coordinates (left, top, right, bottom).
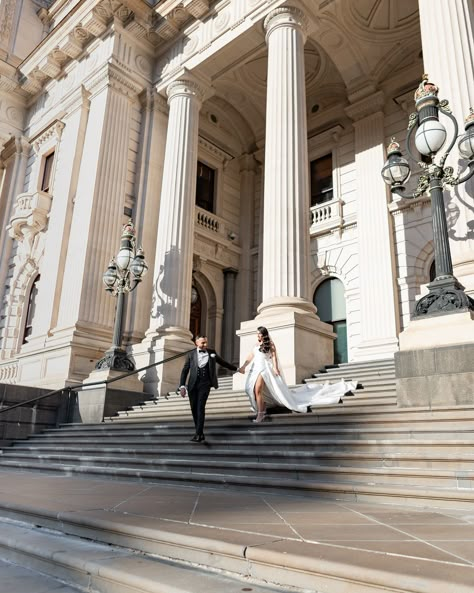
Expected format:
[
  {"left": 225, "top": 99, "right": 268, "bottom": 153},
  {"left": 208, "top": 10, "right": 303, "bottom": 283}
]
[
  {"left": 310, "top": 197, "right": 344, "bottom": 231},
  {"left": 0, "top": 360, "right": 18, "bottom": 384}
]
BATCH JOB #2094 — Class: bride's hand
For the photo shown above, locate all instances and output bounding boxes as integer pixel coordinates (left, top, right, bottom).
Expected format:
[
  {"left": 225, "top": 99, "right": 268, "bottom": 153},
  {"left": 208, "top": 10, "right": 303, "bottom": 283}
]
[{"left": 274, "top": 368, "right": 280, "bottom": 376}]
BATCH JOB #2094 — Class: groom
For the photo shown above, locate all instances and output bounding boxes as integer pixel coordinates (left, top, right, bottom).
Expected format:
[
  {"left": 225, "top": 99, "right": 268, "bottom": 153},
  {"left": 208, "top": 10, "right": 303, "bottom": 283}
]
[{"left": 178, "top": 335, "right": 237, "bottom": 442}]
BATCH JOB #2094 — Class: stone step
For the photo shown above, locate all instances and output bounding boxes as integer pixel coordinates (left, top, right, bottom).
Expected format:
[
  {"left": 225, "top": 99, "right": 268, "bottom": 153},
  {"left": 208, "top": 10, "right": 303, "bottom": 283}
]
[
  {"left": 7, "top": 444, "right": 474, "bottom": 469},
  {"left": 2, "top": 493, "right": 473, "bottom": 593},
  {"left": 2, "top": 451, "right": 473, "bottom": 489},
  {"left": 7, "top": 436, "right": 474, "bottom": 454},
  {"left": 0, "top": 459, "right": 473, "bottom": 508},
  {"left": 0, "top": 557, "right": 84, "bottom": 593},
  {"left": 31, "top": 423, "right": 474, "bottom": 440},
  {"left": 0, "top": 520, "right": 284, "bottom": 593}
]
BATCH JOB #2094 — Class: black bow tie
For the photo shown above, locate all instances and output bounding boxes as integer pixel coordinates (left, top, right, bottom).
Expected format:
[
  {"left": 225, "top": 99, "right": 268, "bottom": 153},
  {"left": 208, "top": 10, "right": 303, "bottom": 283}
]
[{"left": 199, "top": 349, "right": 207, "bottom": 353}]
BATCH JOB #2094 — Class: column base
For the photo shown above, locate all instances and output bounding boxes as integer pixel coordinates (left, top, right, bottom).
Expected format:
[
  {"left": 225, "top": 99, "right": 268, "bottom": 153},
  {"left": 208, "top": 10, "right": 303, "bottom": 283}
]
[
  {"left": 396, "top": 310, "right": 474, "bottom": 407},
  {"left": 235, "top": 299, "right": 335, "bottom": 388},
  {"left": 132, "top": 327, "right": 194, "bottom": 397},
  {"left": 352, "top": 337, "right": 399, "bottom": 362}
]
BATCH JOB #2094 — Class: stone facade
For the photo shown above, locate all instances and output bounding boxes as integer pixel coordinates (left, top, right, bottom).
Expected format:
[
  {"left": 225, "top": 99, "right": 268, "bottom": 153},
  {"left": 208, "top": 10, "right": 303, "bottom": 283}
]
[{"left": 0, "top": 0, "right": 472, "bottom": 395}]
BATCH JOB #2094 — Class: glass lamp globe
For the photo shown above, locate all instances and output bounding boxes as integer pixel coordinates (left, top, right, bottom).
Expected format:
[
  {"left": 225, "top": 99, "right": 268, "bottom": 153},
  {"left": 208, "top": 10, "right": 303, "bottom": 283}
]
[
  {"left": 130, "top": 248, "right": 148, "bottom": 280},
  {"left": 116, "top": 246, "right": 133, "bottom": 270},
  {"left": 381, "top": 139, "right": 411, "bottom": 186},
  {"left": 103, "top": 260, "right": 118, "bottom": 292},
  {"left": 458, "top": 110, "right": 474, "bottom": 160},
  {"left": 415, "top": 119, "right": 447, "bottom": 156}
]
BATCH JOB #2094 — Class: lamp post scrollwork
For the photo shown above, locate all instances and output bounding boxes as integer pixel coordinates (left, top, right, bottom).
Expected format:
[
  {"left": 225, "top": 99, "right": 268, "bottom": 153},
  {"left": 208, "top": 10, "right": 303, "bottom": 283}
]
[
  {"left": 381, "top": 75, "right": 474, "bottom": 318},
  {"left": 96, "top": 220, "right": 148, "bottom": 371}
]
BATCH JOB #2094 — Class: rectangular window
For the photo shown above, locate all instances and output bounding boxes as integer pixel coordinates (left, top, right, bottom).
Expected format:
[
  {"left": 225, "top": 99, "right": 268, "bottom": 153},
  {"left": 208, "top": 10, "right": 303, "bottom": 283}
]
[
  {"left": 196, "top": 161, "right": 215, "bottom": 213},
  {"left": 41, "top": 151, "right": 55, "bottom": 192},
  {"left": 310, "top": 154, "right": 333, "bottom": 207}
]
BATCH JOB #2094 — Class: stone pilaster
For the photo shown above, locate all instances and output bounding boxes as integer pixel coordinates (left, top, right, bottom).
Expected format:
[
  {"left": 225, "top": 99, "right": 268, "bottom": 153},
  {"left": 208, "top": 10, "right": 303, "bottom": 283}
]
[
  {"left": 419, "top": 0, "right": 474, "bottom": 292},
  {"left": 236, "top": 6, "right": 334, "bottom": 386},
  {"left": 46, "top": 65, "right": 143, "bottom": 385},
  {"left": 134, "top": 73, "right": 207, "bottom": 396},
  {"left": 0, "top": 136, "right": 30, "bottom": 311},
  {"left": 346, "top": 93, "right": 399, "bottom": 360}
]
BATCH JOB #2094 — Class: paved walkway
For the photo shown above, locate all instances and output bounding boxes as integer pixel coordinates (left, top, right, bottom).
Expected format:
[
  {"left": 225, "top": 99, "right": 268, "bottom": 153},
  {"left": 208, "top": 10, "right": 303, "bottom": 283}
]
[{"left": 0, "top": 469, "right": 473, "bottom": 592}]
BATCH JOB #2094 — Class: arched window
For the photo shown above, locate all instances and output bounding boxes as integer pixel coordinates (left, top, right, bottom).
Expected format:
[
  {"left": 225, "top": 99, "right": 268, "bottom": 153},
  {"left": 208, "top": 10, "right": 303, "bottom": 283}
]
[
  {"left": 313, "top": 277, "right": 348, "bottom": 364},
  {"left": 429, "top": 259, "right": 436, "bottom": 282},
  {"left": 22, "top": 274, "right": 40, "bottom": 344}
]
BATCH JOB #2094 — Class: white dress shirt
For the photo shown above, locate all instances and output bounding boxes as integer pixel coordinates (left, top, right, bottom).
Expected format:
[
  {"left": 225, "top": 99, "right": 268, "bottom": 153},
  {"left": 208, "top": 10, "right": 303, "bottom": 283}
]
[{"left": 197, "top": 348, "right": 209, "bottom": 368}]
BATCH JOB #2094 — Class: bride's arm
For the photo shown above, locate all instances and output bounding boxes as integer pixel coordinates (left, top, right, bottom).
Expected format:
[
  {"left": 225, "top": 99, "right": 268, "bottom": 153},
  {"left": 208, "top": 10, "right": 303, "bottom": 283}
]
[
  {"left": 271, "top": 342, "right": 280, "bottom": 375},
  {"left": 238, "top": 351, "right": 254, "bottom": 374}
]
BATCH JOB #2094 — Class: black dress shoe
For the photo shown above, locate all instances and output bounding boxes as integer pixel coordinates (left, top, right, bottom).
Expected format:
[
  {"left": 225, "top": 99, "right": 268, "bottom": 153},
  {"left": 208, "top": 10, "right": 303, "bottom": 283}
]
[
  {"left": 190, "top": 434, "right": 199, "bottom": 442},
  {"left": 197, "top": 434, "right": 206, "bottom": 442}
]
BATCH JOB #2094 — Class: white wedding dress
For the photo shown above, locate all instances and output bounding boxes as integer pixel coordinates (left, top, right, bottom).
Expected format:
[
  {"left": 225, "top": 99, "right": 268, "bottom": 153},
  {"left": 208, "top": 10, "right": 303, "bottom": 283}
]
[{"left": 245, "top": 346, "right": 357, "bottom": 413}]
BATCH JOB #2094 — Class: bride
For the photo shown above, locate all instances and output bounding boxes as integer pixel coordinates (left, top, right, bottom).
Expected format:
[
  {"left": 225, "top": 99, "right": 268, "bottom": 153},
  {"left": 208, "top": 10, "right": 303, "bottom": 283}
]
[{"left": 238, "top": 326, "right": 357, "bottom": 423}]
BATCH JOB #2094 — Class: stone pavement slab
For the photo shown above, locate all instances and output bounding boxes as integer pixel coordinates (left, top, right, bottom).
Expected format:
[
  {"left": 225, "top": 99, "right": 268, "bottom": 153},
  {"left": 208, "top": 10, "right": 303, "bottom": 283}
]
[{"left": 0, "top": 469, "right": 474, "bottom": 592}]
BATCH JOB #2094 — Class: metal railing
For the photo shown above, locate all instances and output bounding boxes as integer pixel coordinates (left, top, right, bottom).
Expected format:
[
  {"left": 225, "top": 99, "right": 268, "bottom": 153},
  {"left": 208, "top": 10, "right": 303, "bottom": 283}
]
[{"left": 0, "top": 348, "right": 194, "bottom": 417}]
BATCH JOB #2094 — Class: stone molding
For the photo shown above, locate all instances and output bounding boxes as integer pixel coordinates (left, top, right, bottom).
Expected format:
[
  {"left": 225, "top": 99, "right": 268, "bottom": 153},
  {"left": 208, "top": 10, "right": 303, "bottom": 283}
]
[
  {"left": 264, "top": 6, "right": 309, "bottom": 41},
  {"left": 7, "top": 190, "right": 52, "bottom": 242},
  {"left": 84, "top": 63, "right": 144, "bottom": 98},
  {"left": 30, "top": 120, "right": 65, "bottom": 154},
  {"left": 198, "top": 136, "right": 233, "bottom": 164},
  {"left": 345, "top": 90, "right": 385, "bottom": 122}
]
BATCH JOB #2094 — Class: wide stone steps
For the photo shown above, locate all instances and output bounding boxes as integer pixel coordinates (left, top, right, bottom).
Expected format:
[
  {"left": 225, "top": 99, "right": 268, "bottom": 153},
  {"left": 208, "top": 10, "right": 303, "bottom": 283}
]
[
  {"left": 2, "top": 358, "right": 474, "bottom": 507},
  {"left": 0, "top": 519, "right": 283, "bottom": 593}
]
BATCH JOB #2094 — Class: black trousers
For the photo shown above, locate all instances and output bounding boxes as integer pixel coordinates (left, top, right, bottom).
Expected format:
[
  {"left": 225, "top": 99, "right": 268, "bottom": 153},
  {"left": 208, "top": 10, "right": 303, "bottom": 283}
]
[{"left": 188, "top": 378, "right": 211, "bottom": 436}]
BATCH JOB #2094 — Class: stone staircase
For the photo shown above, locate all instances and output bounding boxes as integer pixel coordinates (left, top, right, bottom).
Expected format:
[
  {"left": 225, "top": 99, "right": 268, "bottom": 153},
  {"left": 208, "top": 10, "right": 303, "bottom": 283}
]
[{"left": 1, "top": 358, "right": 474, "bottom": 508}]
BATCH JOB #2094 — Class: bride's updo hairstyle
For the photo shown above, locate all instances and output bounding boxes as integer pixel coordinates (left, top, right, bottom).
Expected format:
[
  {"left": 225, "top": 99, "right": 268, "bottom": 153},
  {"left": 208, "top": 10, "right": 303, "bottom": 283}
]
[{"left": 257, "top": 326, "right": 272, "bottom": 354}]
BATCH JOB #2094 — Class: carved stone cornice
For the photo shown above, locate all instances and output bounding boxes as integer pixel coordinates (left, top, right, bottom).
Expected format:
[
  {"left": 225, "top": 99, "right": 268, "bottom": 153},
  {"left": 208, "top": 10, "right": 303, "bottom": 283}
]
[
  {"left": 30, "top": 120, "right": 65, "bottom": 153},
  {"left": 84, "top": 63, "right": 144, "bottom": 98},
  {"left": 183, "top": 0, "right": 209, "bottom": 19},
  {"left": 1, "top": 135, "right": 30, "bottom": 164},
  {"left": 198, "top": 136, "right": 233, "bottom": 164},
  {"left": 345, "top": 90, "right": 385, "bottom": 122},
  {"left": 264, "top": 6, "right": 309, "bottom": 41}
]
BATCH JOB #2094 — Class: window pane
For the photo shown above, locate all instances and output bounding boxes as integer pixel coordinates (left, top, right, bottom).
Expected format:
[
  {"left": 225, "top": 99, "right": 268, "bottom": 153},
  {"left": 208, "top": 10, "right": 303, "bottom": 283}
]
[
  {"left": 23, "top": 275, "right": 40, "bottom": 344},
  {"left": 310, "top": 154, "right": 333, "bottom": 207},
  {"left": 196, "top": 161, "right": 215, "bottom": 213},
  {"left": 41, "top": 152, "right": 55, "bottom": 192}
]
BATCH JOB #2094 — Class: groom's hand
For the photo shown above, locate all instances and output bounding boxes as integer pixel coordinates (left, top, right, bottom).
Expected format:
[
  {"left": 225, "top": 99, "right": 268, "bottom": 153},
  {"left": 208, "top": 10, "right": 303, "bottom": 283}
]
[{"left": 178, "top": 386, "right": 187, "bottom": 398}]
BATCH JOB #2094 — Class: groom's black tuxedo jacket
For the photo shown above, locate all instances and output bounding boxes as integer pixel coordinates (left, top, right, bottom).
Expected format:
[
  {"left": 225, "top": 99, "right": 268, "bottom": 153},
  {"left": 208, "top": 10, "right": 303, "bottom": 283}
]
[{"left": 179, "top": 349, "right": 237, "bottom": 392}]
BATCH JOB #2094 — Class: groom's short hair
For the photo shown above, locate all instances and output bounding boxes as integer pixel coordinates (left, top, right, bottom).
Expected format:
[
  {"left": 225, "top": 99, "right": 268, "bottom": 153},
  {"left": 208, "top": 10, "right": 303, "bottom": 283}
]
[{"left": 195, "top": 334, "right": 207, "bottom": 341}]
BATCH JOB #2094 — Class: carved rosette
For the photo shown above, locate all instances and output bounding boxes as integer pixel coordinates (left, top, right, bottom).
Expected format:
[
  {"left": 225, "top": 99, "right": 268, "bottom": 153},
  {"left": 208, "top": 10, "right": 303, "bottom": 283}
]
[{"left": 263, "top": 6, "right": 309, "bottom": 42}]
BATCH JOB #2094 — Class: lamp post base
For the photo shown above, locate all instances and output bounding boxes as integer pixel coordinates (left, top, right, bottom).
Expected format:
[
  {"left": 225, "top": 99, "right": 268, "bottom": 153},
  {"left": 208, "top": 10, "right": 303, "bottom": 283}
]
[
  {"left": 95, "top": 348, "right": 136, "bottom": 372},
  {"left": 414, "top": 276, "right": 474, "bottom": 318}
]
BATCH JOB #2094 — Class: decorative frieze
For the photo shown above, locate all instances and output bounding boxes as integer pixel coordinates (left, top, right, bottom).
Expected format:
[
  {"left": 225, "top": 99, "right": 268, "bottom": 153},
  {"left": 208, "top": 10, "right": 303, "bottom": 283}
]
[{"left": 31, "top": 120, "right": 65, "bottom": 153}]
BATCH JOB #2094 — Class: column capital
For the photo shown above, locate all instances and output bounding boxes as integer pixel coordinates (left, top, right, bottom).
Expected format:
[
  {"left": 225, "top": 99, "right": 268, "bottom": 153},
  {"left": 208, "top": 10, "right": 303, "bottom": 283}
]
[
  {"left": 264, "top": 5, "right": 309, "bottom": 42},
  {"left": 239, "top": 153, "right": 258, "bottom": 173},
  {"left": 345, "top": 90, "right": 385, "bottom": 122},
  {"left": 166, "top": 77, "right": 208, "bottom": 105}
]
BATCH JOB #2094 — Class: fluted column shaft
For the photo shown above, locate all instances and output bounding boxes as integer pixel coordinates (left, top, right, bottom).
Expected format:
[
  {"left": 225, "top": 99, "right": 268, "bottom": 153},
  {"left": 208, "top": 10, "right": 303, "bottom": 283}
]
[
  {"left": 260, "top": 6, "right": 312, "bottom": 309},
  {"left": 238, "top": 153, "right": 257, "bottom": 321},
  {"left": 419, "top": 0, "right": 474, "bottom": 289},
  {"left": 221, "top": 268, "right": 238, "bottom": 364},
  {"left": 148, "top": 78, "right": 203, "bottom": 336},
  {"left": 349, "top": 104, "right": 399, "bottom": 359}
]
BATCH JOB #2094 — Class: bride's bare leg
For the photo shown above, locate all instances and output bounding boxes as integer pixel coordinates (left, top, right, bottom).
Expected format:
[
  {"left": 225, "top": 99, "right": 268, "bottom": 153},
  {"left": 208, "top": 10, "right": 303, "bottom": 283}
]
[{"left": 253, "top": 375, "right": 266, "bottom": 422}]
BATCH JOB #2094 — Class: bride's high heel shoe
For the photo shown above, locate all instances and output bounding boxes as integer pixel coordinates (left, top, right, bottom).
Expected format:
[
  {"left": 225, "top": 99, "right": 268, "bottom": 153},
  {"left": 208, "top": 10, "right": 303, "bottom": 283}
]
[{"left": 253, "top": 411, "right": 266, "bottom": 423}]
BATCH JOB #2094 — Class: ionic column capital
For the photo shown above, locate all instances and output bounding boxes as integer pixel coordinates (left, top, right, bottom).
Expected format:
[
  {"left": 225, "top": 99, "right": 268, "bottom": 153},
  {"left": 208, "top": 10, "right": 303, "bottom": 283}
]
[
  {"left": 166, "top": 77, "right": 208, "bottom": 106},
  {"left": 264, "top": 5, "right": 309, "bottom": 42}
]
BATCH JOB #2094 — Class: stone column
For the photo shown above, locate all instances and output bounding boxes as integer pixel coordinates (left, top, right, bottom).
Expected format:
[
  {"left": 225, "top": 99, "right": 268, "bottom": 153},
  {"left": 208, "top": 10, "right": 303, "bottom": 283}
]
[
  {"left": 237, "top": 153, "right": 257, "bottom": 323},
  {"left": 221, "top": 268, "right": 238, "bottom": 365},
  {"left": 133, "top": 74, "right": 207, "bottom": 396},
  {"left": 419, "top": 0, "right": 474, "bottom": 292},
  {"left": 127, "top": 91, "right": 169, "bottom": 340},
  {"left": 236, "top": 6, "right": 334, "bottom": 386},
  {"left": 346, "top": 95, "right": 399, "bottom": 360}
]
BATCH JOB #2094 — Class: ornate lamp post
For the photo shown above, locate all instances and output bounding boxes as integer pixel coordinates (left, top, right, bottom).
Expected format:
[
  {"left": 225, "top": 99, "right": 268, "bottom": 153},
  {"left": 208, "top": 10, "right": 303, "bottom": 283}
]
[
  {"left": 381, "top": 75, "right": 474, "bottom": 318},
  {"left": 96, "top": 220, "right": 148, "bottom": 371}
]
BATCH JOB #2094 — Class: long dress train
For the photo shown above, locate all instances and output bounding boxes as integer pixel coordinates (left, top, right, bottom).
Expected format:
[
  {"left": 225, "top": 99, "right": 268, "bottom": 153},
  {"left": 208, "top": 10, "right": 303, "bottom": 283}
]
[{"left": 245, "top": 346, "right": 357, "bottom": 413}]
